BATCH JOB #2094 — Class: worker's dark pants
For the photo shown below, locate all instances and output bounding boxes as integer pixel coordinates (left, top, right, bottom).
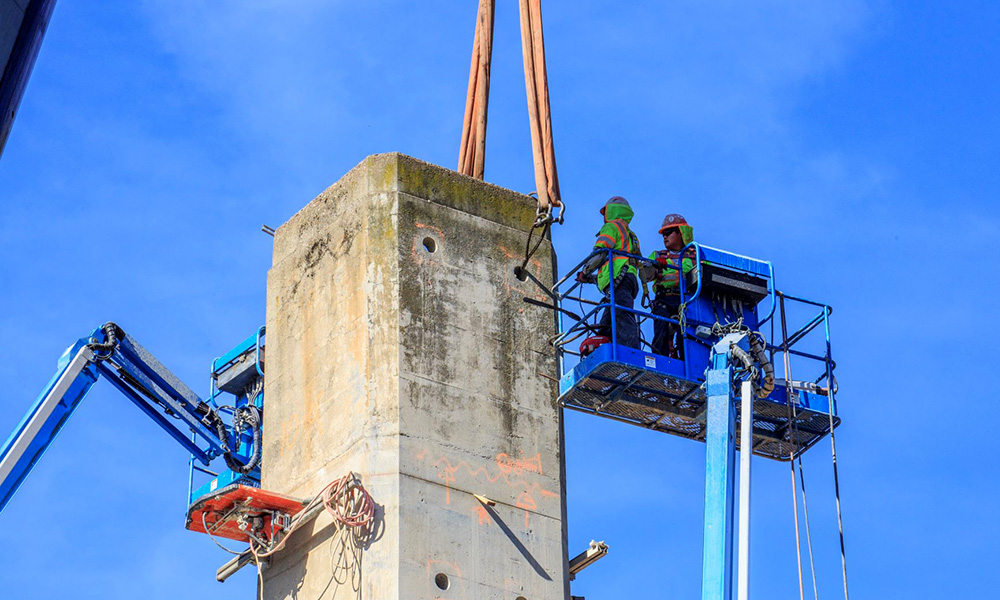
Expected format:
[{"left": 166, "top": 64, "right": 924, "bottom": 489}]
[
  {"left": 599, "top": 273, "right": 639, "bottom": 349},
  {"left": 651, "top": 293, "right": 682, "bottom": 359}
]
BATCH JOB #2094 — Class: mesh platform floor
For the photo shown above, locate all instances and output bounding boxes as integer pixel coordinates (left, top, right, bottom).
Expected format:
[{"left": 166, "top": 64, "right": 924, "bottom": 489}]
[{"left": 560, "top": 360, "right": 839, "bottom": 461}]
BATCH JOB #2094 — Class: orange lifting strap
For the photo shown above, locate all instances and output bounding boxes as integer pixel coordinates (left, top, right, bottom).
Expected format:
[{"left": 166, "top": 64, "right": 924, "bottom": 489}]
[{"left": 458, "top": 0, "right": 562, "bottom": 217}]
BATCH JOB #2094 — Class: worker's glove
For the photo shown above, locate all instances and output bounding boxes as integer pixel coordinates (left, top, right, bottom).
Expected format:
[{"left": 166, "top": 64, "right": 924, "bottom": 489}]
[
  {"left": 582, "top": 252, "right": 605, "bottom": 275},
  {"left": 638, "top": 263, "right": 656, "bottom": 284},
  {"left": 656, "top": 255, "right": 670, "bottom": 267},
  {"left": 576, "top": 271, "right": 596, "bottom": 284}
]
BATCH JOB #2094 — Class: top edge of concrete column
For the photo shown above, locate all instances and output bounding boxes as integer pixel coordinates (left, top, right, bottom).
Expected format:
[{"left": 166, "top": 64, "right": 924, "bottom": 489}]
[{"left": 271, "top": 153, "right": 543, "bottom": 266}]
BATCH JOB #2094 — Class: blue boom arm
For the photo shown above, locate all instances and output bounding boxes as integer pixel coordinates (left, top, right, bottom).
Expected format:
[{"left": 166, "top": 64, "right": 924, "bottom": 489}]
[{"left": 0, "top": 323, "right": 243, "bottom": 515}]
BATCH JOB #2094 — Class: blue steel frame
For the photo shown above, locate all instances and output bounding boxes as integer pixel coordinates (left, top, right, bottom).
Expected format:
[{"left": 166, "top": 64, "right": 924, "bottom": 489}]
[
  {"left": 0, "top": 324, "right": 251, "bottom": 515},
  {"left": 551, "top": 243, "right": 776, "bottom": 364},
  {"left": 0, "top": 339, "right": 99, "bottom": 513},
  {"left": 186, "top": 326, "right": 266, "bottom": 505},
  {"left": 702, "top": 335, "right": 749, "bottom": 600},
  {"left": 551, "top": 244, "right": 838, "bottom": 432},
  {"left": 0, "top": 323, "right": 268, "bottom": 516},
  {"left": 549, "top": 243, "right": 841, "bottom": 600}
]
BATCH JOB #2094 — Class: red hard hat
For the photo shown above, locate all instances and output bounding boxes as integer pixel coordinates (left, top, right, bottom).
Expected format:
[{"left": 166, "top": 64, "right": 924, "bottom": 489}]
[{"left": 658, "top": 213, "right": 689, "bottom": 234}]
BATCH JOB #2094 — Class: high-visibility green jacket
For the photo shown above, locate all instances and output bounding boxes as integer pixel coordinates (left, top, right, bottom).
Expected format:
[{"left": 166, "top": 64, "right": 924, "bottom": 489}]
[
  {"left": 593, "top": 202, "right": 640, "bottom": 291},
  {"left": 649, "top": 223, "right": 696, "bottom": 296}
]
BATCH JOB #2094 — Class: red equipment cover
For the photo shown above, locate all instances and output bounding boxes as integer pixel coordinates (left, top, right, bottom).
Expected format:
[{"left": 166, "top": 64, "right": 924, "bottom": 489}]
[
  {"left": 580, "top": 335, "right": 610, "bottom": 357},
  {"left": 185, "top": 484, "right": 308, "bottom": 543}
]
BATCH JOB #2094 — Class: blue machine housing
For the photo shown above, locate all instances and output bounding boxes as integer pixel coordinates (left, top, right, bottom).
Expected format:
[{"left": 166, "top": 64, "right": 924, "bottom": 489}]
[
  {"left": 552, "top": 243, "right": 839, "bottom": 461},
  {"left": 187, "top": 327, "right": 266, "bottom": 505}
]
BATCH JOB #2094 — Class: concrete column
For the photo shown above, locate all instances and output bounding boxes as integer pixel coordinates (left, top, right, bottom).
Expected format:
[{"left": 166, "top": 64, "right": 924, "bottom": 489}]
[{"left": 262, "top": 153, "right": 568, "bottom": 600}]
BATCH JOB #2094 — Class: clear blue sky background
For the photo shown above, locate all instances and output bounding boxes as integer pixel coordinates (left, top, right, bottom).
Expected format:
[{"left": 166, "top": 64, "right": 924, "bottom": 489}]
[{"left": 1, "top": 1, "right": 998, "bottom": 598}]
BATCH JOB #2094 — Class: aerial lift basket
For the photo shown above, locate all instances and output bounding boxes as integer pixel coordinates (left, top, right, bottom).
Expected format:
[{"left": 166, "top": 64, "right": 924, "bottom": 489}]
[{"left": 186, "top": 484, "right": 307, "bottom": 543}]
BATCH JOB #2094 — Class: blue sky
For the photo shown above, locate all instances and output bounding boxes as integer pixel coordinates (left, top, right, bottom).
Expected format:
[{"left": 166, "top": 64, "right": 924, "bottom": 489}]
[{"left": 1, "top": 1, "right": 998, "bottom": 598}]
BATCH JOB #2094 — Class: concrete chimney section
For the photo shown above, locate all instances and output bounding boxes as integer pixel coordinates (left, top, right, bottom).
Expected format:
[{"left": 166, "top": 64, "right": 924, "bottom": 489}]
[{"left": 262, "top": 153, "right": 568, "bottom": 599}]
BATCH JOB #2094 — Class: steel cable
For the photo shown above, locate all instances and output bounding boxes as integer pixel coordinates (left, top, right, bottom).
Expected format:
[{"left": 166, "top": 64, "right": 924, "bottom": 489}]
[
  {"left": 247, "top": 473, "right": 376, "bottom": 599},
  {"left": 780, "top": 294, "right": 806, "bottom": 600},
  {"left": 251, "top": 472, "right": 375, "bottom": 560},
  {"left": 826, "top": 355, "right": 851, "bottom": 600},
  {"left": 798, "top": 455, "right": 820, "bottom": 600},
  {"left": 201, "top": 511, "right": 244, "bottom": 556}
]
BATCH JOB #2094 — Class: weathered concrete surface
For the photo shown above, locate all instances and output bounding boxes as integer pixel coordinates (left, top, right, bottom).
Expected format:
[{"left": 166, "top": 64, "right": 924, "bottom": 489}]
[{"left": 262, "top": 153, "right": 567, "bottom": 599}]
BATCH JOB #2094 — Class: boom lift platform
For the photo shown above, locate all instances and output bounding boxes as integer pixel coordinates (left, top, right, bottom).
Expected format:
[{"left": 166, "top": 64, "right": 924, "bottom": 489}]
[
  {"left": 0, "top": 322, "right": 307, "bottom": 558},
  {"left": 551, "top": 244, "right": 839, "bottom": 460},
  {"left": 528, "top": 241, "right": 843, "bottom": 600}
]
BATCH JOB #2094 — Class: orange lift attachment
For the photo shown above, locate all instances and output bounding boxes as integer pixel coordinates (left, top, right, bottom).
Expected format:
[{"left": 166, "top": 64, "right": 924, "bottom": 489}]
[{"left": 186, "top": 484, "right": 308, "bottom": 544}]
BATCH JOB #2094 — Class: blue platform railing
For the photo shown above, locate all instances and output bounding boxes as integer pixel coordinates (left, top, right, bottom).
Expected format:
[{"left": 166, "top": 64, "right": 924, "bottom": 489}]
[
  {"left": 552, "top": 243, "right": 774, "bottom": 360},
  {"left": 547, "top": 243, "right": 840, "bottom": 460},
  {"left": 185, "top": 327, "right": 266, "bottom": 506}
]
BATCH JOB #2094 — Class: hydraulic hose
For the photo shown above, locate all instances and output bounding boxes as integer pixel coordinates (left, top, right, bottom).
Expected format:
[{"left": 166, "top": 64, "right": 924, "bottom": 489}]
[
  {"left": 212, "top": 415, "right": 231, "bottom": 454},
  {"left": 224, "top": 405, "right": 262, "bottom": 475},
  {"left": 87, "top": 322, "right": 121, "bottom": 359},
  {"left": 85, "top": 321, "right": 264, "bottom": 476},
  {"left": 749, "top": 333, "right": 775, "bottom": 398},
  {"left": 729, "top": 343, "right": 755, "bottom": 371}
]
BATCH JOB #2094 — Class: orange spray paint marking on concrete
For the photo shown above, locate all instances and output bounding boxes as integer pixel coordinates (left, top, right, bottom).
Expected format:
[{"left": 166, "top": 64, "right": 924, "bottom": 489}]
[
  {"left": 516, "top": 491, "right": 537, "bottom": 529},
  {"left": 496, "top": 452, "right": 542, "bottom": 476},
  {"left": 475, "top": 504, "right": 491, "bottom": 525},
  {"left": 424, "top": 449, "right": 558, "bottom": 508}
]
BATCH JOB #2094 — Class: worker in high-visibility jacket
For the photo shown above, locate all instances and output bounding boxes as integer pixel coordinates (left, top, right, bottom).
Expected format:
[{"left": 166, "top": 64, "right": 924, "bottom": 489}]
[
  {"left": 648, "top": 213, "right": 695, "bottom": 358},
  {"left": 577, "top": 196, "right": 641, "bottom": 349}
]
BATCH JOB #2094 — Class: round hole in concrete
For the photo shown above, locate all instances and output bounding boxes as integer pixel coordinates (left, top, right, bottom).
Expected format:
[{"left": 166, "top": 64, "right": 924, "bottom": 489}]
[
  {"left": 422, "top": 237, "right": 437, "bottom": 253},
  {"left": 516, "top": 596, "right": 528, "bottom": 600},
  {"left": 435, "top": 572, "right": 450, "bottom": 590}
]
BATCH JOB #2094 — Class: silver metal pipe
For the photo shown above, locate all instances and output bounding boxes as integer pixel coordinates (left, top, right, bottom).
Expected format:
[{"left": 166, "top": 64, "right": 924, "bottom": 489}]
[
  {"left": 738, "top": 380, "right": 753, "bottom": 600},
  {"left": 216, "top": 550, "right": 255, "bottom": 583}
]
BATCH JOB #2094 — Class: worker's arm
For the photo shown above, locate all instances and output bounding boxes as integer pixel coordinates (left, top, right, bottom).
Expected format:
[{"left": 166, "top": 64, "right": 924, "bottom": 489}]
[
  {"left": 639, "top": 250, "right": 660, "bottom": 284},
  {"left": 579, "top": 224, "right": 621, "bottom": 278},
  {"left": 681, "top": 254, "right": 695, "bottom": 275},
  {"left": 650, "top": 252, "right": 696, "bottom": 289},
  {"left": 579, "top": 253, "right": 604, "bottom": 279}
]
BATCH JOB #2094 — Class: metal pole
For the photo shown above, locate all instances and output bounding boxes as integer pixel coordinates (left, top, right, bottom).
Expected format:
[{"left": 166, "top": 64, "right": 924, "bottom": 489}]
[
  {"left": 780, "top": 294, "right": 806, "bottom": 600},
  {"left": 609, "top": 248, "right": 617, "bottom": 361},
  {"left": 824, "top": 310, "right": 850, "bottom": 600},
  {"left": 702, "top": 339, "right": 737, "bottom": 600},
  {"left": 737, "top": 380, "right": 753, "bottom": 600},
  {"left": 186, "top": 430, "right": 197, "bottom": 506}
]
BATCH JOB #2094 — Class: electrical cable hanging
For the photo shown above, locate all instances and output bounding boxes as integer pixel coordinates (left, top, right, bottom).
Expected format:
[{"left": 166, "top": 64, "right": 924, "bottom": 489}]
[
  {"left": 251, "top": 472, "right": 375, "bottom": 560},
  {"left": 248, "top": 473, "right": 377, "bottom": 600},
  {"left": 798, "top": 454, "right": 820, "bottom": 600},
  {"left": 778, "top": 292, "right": 853, "bottom": 600},
  {"left": 780, "top": 294, "right": 820, "bottom": 599},
  {"left": 789, "top": 449, "right": 806, "bottom": 600},
  {"left": 515, "top": 194, "right": 555, "bottom": 281},
  {"left": 780, "top": 294, "right": 806, "bottom": 600},
  {"left": 201, "top": 511, "right": 245, "bottom": 556},
  {"left": 825, "top": 328, "right": 851, "bottom": 600}
]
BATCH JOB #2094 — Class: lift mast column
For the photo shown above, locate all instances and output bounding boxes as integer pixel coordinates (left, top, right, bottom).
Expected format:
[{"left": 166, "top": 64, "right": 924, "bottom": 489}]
[{"left": 702, "top": 334, "right": 743, "bottom": 600}]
